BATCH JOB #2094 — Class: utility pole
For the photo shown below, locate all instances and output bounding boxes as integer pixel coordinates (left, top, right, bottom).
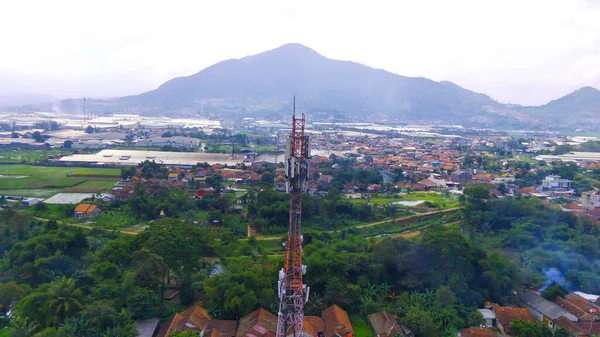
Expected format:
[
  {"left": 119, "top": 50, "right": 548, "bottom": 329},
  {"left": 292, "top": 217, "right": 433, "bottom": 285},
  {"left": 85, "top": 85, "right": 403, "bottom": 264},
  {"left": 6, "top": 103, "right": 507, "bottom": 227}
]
[{"left": 276, "top": 97, "right": 310, "bottom": 337}]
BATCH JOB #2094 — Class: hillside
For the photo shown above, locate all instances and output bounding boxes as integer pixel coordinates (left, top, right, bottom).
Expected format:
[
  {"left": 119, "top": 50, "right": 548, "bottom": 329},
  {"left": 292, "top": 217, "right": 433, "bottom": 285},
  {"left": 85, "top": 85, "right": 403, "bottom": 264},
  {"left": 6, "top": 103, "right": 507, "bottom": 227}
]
[
  {"left": 57, "top": 43, "right": 600, "bottom": 130},
  {"left": 114, "top": 43, "right": 505, "bottom": 124},
  {"left": 520, "top": 86, "right": 600, "bottom": 129}
]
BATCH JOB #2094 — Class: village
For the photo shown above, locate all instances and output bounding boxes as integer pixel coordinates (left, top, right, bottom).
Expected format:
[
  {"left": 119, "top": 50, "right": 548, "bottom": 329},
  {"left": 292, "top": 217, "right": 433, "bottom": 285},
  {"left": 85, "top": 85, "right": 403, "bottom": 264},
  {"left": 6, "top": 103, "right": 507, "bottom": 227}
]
[{"left": 1, "top": 115, "right": 600, "bottom": 337}]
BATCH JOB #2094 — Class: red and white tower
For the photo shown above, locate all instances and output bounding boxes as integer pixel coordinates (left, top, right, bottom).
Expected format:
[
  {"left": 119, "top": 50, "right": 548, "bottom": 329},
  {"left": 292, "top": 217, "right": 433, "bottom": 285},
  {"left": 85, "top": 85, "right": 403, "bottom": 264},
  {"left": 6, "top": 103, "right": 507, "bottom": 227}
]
[{"left": 276, "top": 97, "right": 310, "bottom": 337}]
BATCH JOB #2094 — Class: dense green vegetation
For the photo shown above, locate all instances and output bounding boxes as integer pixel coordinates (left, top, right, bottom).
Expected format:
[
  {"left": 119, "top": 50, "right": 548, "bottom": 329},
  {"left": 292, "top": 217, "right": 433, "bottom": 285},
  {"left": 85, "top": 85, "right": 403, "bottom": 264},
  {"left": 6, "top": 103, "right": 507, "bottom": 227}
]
[
  {"left": 463, "top": 185, "right": 600, "bottom": 293},
  {"left": 0, "top": 208, "right": 209, "bottom": 336}
]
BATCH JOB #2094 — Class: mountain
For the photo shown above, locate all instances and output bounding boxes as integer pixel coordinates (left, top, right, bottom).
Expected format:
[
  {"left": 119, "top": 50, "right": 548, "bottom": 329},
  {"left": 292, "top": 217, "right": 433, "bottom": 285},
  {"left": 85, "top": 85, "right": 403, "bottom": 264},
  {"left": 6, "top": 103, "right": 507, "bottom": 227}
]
[
  {"left": 60, "top": 43, "right": 599, "bottom": 130},
  {"left": 114, "top": 43, "right": 505, "bottom": 125},
  {"left": 520, "top": 86, "right": 600, "bottom": 129}
]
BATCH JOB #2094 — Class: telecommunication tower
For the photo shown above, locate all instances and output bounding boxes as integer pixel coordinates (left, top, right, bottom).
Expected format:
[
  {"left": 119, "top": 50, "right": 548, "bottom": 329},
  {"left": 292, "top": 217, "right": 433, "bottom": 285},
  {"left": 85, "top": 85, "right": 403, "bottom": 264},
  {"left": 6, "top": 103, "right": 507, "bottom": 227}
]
[{"left": 276, "top": 97, "right": 310, "bottom": 337}]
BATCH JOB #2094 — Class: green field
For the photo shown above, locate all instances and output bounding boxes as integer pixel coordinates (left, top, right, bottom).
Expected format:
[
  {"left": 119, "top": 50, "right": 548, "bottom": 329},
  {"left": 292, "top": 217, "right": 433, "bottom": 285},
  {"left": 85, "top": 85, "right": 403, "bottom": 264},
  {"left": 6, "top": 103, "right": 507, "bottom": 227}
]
[
  {"left": 350, "top": 192, "right": 460, "bottom": 209},
  {"left": 0, "top": 165, "right": 120, "bottom": 197}
]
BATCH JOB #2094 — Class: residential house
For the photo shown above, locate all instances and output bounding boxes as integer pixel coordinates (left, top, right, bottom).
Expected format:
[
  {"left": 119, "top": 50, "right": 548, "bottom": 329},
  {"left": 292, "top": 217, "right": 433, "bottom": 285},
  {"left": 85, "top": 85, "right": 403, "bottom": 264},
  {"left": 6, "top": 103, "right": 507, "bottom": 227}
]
[
  {"left": 167, "top": 172, "right": 179, "bottom": 182},
  {"left": 493, "top": 305, "right": 534, "bottom": 335},
  {"left": 552, "top": 293, "right": 600, "bottom": 322},
  {"left": 163, "top": 304, "right": 212, "bottom": 335},
  {"left": 368, "top": 311, "right": 413, "bottom": 337},
  {"left": 582, "top": 190, "right": 600, "bottom": 212},
  {"left": 417, "top": 175, "right": 447, "bottom": 190},
  {"left": 235, "top": 308, "right": 277, "bottom": 337},
  {"left": 342, "top": 184, "right": 358, "bottom": 194},
  {"left": 304, "top": 316, "right": 325, "bottom": 337},
  {"left": 518, "top": 290, "right": 577, "bottom": 329},
  {"left": 323, "top": 304, "right": 354, "bottom": 337},
  {"left": 203, "top": 320, "right": 238, "bottom": 337},
  {"left": 477, "top": 307, "right": 496, "bottom": 328},
  {"left": 318, "top": 174, "right": 334, "bottom": 184},
  {"left": 541, "top": 175, "right": 572, "bottom": 191},
  {"left": 450, "top": 170, "right": 473, "bottom": 183},
  {"left": 245, "top": 173, "right": 262, "bottom": 184},
  {"left": 194, "top": 171, "right": 207, "bottom": 180},
  {"left": 73, "top": 204, "right": 101, "bottom": 219}
]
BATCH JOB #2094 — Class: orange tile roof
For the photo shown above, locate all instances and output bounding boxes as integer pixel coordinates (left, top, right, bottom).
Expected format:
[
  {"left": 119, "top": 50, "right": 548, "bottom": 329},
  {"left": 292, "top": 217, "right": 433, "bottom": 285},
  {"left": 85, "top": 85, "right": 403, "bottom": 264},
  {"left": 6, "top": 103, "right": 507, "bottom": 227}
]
[
  {"left": 554, "top": 316, "right": 583, "bottom": 335},
  {"left": 203, "top": 319, "right": 238, "bottom": 337},
  {"left": 304, "top": 316, "right": 325, "bottom": 337},
  {"left": 167, "top": 304, "right": 211, "bottom": 333},
  {"left": 74, "top": 204, "right": 97, "bottom": 213},
  {"left": 322, "top": 304, "right": 353, "bottom": 337},
  {"left": 236, "top": 308, "right": 277, "bottom": 337},
  {"left": 458, "top": 327, "right": 497, "bottom": 337},
  {"left": 494, "top": 306, "right": 534, "bottom": 327}
]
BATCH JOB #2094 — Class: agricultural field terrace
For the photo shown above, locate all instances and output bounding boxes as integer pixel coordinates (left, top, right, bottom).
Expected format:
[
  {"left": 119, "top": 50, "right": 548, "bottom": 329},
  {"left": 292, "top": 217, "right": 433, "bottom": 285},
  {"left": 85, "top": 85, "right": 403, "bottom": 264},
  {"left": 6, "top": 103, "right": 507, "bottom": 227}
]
[{"left": 0, "top": 164, "right": 120, "bottom": 198}]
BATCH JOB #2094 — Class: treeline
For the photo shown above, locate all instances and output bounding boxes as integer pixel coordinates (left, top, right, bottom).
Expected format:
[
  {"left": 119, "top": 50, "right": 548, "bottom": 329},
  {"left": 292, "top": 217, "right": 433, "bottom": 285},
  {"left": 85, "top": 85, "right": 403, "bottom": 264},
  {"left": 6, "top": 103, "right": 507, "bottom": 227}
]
[
  {"left": 0, "top": 212, "right": 211, "bottom": 336},
  {"left": 201, "top": 223, "right": 519, "bottom": 336},
  {"left": 462, "top": 186, "right": 600, "bottom": 293}
]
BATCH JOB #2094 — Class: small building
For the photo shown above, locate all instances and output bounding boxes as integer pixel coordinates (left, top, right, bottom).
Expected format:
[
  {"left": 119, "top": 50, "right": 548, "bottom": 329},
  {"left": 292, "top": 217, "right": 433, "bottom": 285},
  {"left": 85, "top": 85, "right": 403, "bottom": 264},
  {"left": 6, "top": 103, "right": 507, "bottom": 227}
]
[
  {"left": 368, "top": 311, "right": 413, "bottom": 337},
  {"left": 74, "top": 204, "right": 101, "bottom": 219},
  {"left": 318, "top": 174, "right": 334, "bottom": 184},
  {"left": 342, "top": 184, "right": 358, "bottom": 194},
  {"left": 518, "top": 290, "right": 577, "bottom": 329},
  {"left": 541, "top": 175, "right": 572, "bottom": 191},
  {"left": 322, "top": 304, "right": 354, "bottom": 337},
  {"left": 493, "top": 305, "right": 534, "bottom": 335},
  {"left": 582, "top": 190, "right": 600, "bottom": 212},
  {"left": 21, "top": 197, "right": 40, "bottom": 207},
  {"left": 136, "top": 318, "right": 160, "bottom": 337},
  {"left": 477, "top": 308, "right": 496, "bottom": 328},
  {"left": 235, "top": 308, "right": 277, "bottom": 337},
  {"left": 197, "top": 188, "right": 219, "bottom": 198},
  {"left": 450, "top": 170, "right": 473, "bottom": 183}
]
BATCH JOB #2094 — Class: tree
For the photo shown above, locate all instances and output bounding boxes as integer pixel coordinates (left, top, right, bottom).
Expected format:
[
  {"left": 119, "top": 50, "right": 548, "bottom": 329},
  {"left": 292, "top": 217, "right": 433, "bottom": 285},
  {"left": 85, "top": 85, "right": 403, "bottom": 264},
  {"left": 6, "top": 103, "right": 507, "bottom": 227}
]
[
  {"left": 63, "top": 140, "right": 73, "bottom": 148},
  {"left": 261, "top": 172, "right": 275, "bottom": 184},
  {"left": 9, "top": 317, "right": 39, "bottom": 337},
  {"left": 553, "top": 327, "right": 571, "bottom": 337},
  {"left": 206, "top": 174, "right": 224, "bottom": 191},
  {"left": 32, "top": 131, "right": 45, "bottom": 143},
  {"left": 126, "top": 288, "right": 159, "bottom": 320},
  {"left": 541, "top": 285, "right": 566, "bottom": 301},
  {"left": 0, "top": 281, "right": 29, "bottom": 314},
  {"left": 85, "top": 125, "right": 94, "bottom": 134},
  {"left": 170, "top": 331, "right": 199, "bottom": 337},
  {"left": 511, "top": 320, "right": 553, "bottom": 337},
  {"left": 48, "top": 277, "right": 83, "bottom": 319}
]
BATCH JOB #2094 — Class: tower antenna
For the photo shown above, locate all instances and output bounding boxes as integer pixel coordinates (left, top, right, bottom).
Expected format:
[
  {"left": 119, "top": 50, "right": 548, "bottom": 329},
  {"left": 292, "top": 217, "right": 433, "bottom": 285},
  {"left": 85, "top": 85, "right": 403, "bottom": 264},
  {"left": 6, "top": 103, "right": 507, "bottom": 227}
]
[{"left": 277, "top": 97, "right": 310, "bottom": 337}]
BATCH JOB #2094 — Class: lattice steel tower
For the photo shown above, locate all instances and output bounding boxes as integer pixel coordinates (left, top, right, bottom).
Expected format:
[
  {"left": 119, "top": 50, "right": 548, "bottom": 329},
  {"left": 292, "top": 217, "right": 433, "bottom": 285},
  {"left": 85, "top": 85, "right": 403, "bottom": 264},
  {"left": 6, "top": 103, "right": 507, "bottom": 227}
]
[{"left": 276, "top": 97, "right": 310, "bottom": 337}]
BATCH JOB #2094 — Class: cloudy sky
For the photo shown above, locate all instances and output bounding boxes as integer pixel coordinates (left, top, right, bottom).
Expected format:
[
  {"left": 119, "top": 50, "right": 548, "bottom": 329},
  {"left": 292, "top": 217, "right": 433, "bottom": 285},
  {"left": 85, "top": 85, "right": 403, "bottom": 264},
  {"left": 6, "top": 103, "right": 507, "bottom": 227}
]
[{"left": 1, "top": 0, "right": 599, "bottom": 105}]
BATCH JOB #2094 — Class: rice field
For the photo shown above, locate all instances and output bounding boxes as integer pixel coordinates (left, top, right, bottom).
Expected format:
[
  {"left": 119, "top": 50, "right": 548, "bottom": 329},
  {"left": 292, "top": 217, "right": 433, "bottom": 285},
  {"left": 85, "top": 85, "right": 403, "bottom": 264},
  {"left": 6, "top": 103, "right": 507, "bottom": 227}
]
[{"left": 0, "top": 165, "right": 120, "bottom": 198}]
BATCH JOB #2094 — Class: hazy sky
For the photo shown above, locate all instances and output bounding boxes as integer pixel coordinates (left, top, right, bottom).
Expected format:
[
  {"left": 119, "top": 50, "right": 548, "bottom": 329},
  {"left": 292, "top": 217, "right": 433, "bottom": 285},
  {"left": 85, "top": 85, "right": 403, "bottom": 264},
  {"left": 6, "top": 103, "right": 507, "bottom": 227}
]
[{"left": 1, "top": 0, "right": 600, "bottom": 105}]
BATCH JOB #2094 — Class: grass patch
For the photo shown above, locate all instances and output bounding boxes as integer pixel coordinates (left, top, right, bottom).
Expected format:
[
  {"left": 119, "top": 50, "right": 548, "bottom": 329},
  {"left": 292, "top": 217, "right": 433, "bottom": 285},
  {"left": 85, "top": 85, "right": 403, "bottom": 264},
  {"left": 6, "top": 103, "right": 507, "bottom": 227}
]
[
  {"left": 350, "top": 192, "right": 460, "bottom": 209},
  {"left": 63, "top": 179, "right": 117, "bottom": 193},
  {"left": 0, "top": 189, "right": 61, "bottom": 198},
  {"left": 73, "top": 168, "right": 120, "bottom": 176},
  {"left": 0, "top": 165, "right": 119, "bottom": 196},
  {"left": 349, "top": 312, "right": 374, "bottom": 337}
]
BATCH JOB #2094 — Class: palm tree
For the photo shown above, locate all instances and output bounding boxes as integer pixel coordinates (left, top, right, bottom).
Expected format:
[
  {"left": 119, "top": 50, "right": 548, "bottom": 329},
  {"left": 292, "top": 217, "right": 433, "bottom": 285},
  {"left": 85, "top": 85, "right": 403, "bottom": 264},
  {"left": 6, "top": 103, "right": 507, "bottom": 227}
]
[
  {"left": 9, "top": 318, "right": 39, "bottom": 337},
  {"left": 49, "top": 276, "right": 83, "bottom": 319},
  {"left": 359, "top": 295, "right": 374, "bottom": 315}
]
